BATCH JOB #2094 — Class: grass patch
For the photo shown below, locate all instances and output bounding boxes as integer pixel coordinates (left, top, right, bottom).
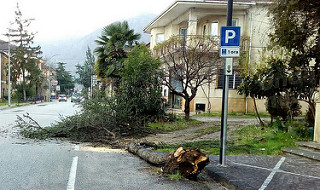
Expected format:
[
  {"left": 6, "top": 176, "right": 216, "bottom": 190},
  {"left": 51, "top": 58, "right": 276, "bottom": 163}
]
[
  {"left": 155, "top": 125, "right": 303, "bottom": 155},
  {"left": 148, "top": 119, "right": 202, "bottom": 133},
  {"left": 167, "top": 172, "right": 182, "bottom": 180},
  {"left": 194, "top": 126, "right": 220, "bottom": 135},
  {"left": 0, "top": 102, "right": 8, "bottom": 106},
  {"left": 0, "top": 100, "right": 24, "bottom": 107},
  {"left": 234, "top": 125, "right": 299, "bottom": 155}
]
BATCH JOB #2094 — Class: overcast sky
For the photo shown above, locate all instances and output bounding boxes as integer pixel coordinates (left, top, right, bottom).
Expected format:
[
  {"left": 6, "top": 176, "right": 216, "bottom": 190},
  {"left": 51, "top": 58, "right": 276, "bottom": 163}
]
[{"left": 0, "top": 0, "right": 175, "bottom": 42}]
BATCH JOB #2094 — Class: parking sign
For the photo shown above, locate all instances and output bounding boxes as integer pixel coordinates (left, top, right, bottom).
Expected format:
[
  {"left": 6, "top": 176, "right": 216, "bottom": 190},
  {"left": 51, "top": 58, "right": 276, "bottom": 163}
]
[{"left": 220, "top": 26, "right": 241, "bottom": 57}]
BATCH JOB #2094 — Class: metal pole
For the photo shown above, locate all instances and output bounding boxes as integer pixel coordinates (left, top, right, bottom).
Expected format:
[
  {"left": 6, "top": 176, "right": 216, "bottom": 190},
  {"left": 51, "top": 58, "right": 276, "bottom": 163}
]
[
  {"left": 219, "top": 0, "right": 234, "bottom": 166},
  {"left": 8, "top": 37, "right": 11, "bottom": 107},
  {"left": 48, "top": 69, "right": 51, "bottom": 102}
]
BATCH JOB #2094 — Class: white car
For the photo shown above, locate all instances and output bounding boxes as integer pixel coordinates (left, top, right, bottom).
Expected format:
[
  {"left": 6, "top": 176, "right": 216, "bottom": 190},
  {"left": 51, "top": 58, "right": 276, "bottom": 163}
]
[{"left": 58, "top": 94, "right": 67, "bottom": 102}]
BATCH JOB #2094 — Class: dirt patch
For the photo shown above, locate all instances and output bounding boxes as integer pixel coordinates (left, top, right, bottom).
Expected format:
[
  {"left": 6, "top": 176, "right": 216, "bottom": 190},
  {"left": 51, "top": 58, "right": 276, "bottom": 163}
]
[{"left": 137, "top": 116, "right": 262, "bottom": 145}]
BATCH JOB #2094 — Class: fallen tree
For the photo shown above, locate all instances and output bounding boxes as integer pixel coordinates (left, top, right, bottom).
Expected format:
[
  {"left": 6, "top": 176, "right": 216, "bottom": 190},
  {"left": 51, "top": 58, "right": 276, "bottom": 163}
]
[{"left": 127, "top": 142, "right": 210, "bottom": 180}]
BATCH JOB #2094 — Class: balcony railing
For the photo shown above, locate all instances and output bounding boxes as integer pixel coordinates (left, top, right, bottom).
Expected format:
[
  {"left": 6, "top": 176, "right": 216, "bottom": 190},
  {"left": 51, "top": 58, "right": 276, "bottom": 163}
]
[{"left": 153, "top": 35, "right": 249, "bottom": 57}]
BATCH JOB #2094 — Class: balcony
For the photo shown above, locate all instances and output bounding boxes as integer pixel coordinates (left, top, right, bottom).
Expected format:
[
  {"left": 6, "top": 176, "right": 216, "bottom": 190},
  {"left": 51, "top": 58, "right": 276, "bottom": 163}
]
[{"left": 153, "top": 35, "right": 249, "bottom": 58}]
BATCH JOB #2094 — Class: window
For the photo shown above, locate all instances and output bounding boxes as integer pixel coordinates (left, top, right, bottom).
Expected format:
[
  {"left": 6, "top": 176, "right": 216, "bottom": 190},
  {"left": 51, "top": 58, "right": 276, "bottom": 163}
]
[
  {"left": 202, "top": 25, "right": 207, "bottom": 38},
  {"left": 170, "top": 75, "right": 183, "bottom": 93},
  {"left": 180, "top": 28, "right": 187, "bottom": 39},
  {"left": 232, "top": 19, "right": 238, "bottom": 26},
  {"left": 156, "top": 33, "right": 164, "bottom": 44},
  {"left": 163, "top": 89, "right": 167, "bottom": 97},
  {"left": 217, "top": 69, "right": 242, "bottom": 89},
  {"left": 210, "top": 22, "right": 219, "bottom": 36}
]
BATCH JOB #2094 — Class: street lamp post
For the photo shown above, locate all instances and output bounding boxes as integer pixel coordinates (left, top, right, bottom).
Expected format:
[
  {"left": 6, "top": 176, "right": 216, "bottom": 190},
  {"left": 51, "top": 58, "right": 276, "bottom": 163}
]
[
  {"left": 48, "top": 69, "right": 51, "bottom": 102},
  {"left": 7, "top": 36, "right": 11, "bottom": 107}
]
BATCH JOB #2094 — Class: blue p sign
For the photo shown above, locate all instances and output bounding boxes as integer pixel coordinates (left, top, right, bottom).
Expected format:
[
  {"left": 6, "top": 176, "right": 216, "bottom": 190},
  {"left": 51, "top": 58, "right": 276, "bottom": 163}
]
[{"left": 220, "top": 27, "right": 241, "bottom": 47}]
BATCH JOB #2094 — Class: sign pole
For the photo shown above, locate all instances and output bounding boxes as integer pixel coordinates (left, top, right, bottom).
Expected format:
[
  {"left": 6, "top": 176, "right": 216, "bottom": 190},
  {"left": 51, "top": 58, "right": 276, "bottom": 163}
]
[{"left": 219, "top": 0, "right": 234, "bottom": 166}]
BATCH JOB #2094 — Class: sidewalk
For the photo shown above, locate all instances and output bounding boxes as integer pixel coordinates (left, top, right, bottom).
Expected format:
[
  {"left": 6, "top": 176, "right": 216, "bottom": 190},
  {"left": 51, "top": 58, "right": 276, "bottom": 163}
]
[
  {"left": 205, "top": 155, "right": 320, "bottom": 190},
  {"left": 0, "top": 102, "right": 41, "bottom": 111}
]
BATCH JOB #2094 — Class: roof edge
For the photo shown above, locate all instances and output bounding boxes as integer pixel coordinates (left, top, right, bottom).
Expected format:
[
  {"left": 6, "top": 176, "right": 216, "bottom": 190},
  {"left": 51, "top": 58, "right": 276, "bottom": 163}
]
[{"left": 143, "top": 0, "right": 273, "bottom": 33}]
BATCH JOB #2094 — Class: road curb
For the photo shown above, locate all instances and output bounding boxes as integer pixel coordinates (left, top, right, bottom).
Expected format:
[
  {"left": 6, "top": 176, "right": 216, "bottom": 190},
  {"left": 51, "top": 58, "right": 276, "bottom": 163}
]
[{"left": 204, "top": 166, "right": 239, "bottom": 190}]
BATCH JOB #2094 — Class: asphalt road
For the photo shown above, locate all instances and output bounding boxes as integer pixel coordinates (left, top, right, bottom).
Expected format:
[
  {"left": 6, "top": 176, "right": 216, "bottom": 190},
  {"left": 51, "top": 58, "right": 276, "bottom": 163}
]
[{"left": 0, "top": 100, "right": 218, "bottom": 190}]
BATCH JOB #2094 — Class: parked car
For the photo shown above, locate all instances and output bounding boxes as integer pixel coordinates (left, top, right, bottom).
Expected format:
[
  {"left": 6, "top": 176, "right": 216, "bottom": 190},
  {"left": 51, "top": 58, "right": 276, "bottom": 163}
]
[
  {"left": 71, "top": 93, "right": 80, "bottom": 102},
  {"left": 58, "top": 94, "right": 67, "bottom": 102}
]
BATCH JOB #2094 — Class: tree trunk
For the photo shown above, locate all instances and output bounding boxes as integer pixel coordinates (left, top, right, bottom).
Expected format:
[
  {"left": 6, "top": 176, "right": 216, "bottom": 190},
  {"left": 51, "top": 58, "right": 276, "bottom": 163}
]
[
  {"left": 253, "top": 97, "right": 265, "bottom": 126},
  {"left": 127, "top": 143, "right": 170, "bottom": 165},
  {"left": 184, "top": 99, "right": 191, "bottom": 120},
  {"left": 127, "top": 143, "right": 210, "bottom": 180},
  {"left": 162, "top": 147, "right": 210, "bottom": 180},
  {"left": 22, "top": 70, "right": 27, "bottom": 102},
  {"left": 23, "top": 84, "right": 27, "bottom": 102}
]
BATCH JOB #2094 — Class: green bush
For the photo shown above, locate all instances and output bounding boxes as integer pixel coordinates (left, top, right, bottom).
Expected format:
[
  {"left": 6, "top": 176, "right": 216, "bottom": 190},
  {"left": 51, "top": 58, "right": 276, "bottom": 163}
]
[{"left": 17, "top": 44, "right": 165, "bottom": 142}]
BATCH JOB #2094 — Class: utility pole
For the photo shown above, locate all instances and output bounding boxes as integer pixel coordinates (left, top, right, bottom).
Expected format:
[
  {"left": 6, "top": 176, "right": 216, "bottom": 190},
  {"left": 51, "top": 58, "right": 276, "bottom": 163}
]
[{"left": 219, "top": 0, "right": 234, "bottom": 166}]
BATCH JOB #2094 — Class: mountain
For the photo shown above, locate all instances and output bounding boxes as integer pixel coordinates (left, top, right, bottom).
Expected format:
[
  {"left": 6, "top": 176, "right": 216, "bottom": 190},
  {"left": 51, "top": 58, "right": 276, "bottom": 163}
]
[{"left": 37, "top": 13, "right": 156, "bottom": 74}]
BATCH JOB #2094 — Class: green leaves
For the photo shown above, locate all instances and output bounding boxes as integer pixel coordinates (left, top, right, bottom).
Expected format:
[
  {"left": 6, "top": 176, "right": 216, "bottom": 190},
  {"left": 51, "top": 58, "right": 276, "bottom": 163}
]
[
  {"left": 76, "top": 47, "right": 95, "bottom": 88},
  {"left": 6, "top": 3, "right": 42, "bottom": 101},
  {"left": 55, "top": 62, "right": 74, "bottom": 94},
  {"left": 94, "top": 21, "right": 141, "bottom": 84}
]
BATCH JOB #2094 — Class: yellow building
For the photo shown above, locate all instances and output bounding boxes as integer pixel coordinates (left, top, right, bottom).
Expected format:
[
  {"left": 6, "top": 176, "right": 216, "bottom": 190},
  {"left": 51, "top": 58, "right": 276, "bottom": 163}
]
[
  {"left": 144, "top": 0, "right": 274, "bottom": 113},
  {"left": 0, "top": 40, "right": 13, "bottom": 102}
]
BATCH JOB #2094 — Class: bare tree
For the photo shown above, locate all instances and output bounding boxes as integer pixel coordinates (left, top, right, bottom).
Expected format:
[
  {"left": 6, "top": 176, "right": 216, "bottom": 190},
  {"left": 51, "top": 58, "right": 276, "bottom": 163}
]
[{"left": 155, "top": 36, "right": 223, "bottom": 120}]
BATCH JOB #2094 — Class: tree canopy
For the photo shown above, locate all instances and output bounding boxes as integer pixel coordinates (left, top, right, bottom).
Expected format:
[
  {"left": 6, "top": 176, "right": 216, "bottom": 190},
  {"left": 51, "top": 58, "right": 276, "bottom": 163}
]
[
  {"left": 76, "top": 47, "right": 95, "bottom": 89},
  {"left": 155, "top": 36, "right": 223, "bottom": 120},
  {"left": 6, "top": 3, "right": 42, "bottom": 101},
  {"left": 268, "top": 0, "right": 320, "bottom": 125},
  {"left": 55, "top": 62, "right": 74, "bottom": 94},
  {"left": 94, "top": 21, "right": 141, "bottom": 87}
]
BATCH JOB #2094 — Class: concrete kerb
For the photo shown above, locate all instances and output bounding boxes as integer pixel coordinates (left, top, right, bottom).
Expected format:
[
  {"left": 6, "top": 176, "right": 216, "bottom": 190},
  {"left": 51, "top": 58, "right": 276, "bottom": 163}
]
[{"left": 204, "top": 155, "right": 320, "bottom": 190}]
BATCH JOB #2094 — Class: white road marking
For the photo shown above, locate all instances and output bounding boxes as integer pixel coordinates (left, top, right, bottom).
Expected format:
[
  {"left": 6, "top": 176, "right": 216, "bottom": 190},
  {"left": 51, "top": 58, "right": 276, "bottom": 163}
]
[
  {"left": 74, "top": 145, "right": 80, "bottom": 151},
  {"left": 67, "top": 156, "right": 79, "bottom": 190},
  {"left": 258, "top": 157, "right": 286, "bottom": 190},
  {"left": 231, "top": 160, "right": 320, "bottom": 180}
]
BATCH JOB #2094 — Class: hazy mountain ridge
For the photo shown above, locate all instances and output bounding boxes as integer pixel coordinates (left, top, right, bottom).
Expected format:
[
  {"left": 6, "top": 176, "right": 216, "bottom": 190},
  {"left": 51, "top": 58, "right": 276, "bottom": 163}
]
[{"left": 38, "top": 13, "right": 156, "bottom": 74}]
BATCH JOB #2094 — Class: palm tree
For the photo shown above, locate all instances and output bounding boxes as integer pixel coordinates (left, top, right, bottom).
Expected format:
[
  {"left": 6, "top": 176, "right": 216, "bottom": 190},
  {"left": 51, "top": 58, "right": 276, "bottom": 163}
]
[{"left": 94, "top": 21, "right": 141, "bottom": 84}]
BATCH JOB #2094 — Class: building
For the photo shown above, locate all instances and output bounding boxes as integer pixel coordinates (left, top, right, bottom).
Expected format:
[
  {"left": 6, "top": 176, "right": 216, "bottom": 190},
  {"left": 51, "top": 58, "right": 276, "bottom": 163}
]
[
  {"left": 39, "top": 59, "right": 54, "bottom": 101},
  {"left": 0, "top": 51, "right": 8, "bottom": 101},
  {"left": 0, "top": 39, "right": 51, "bottom": 102},
  {"left": 144, "top": 0, "right": 278, "bottom": 113},
  {"left": 0, "top": 40, "right": 17, "bottom": 102}
]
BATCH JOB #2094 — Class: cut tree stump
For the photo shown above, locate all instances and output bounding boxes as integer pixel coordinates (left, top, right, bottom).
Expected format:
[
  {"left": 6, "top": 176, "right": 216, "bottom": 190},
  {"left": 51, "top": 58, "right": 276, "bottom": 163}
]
[{"left": 127, "top": 142, "right": 210, "bottom": 180}]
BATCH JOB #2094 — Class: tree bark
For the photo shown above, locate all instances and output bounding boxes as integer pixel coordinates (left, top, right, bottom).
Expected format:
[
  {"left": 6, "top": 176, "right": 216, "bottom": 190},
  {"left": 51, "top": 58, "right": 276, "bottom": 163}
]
[
  {"left": 127, "top": 142, "right": 170, "bottom": 165},
  {"left": 127, "top": 143, "right": 210, "bottom": 180},
  {"left": 184, "top": 99, "right": 191, "bottom": 120},
  {"left": 253, "top": 97, "right": 265, "bottom": 126}
]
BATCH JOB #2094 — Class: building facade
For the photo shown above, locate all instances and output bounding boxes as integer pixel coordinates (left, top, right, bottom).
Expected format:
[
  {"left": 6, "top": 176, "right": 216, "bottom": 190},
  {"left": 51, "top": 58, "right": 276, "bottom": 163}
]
[
  {"left": 0, "top": 40, "right": 16, "bottom": 102},
  {"left": 0, "top": 52, "right": 8, "bottom": 101},
  {"left": 144, "top": 0, "right": 274, "bottom": 113}
]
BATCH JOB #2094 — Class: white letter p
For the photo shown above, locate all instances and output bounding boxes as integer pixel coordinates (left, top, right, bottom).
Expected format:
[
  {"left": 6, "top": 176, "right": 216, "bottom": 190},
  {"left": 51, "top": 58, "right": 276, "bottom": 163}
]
[{"left": 225, "top": 30, "right": 236, "bottom": 44}]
